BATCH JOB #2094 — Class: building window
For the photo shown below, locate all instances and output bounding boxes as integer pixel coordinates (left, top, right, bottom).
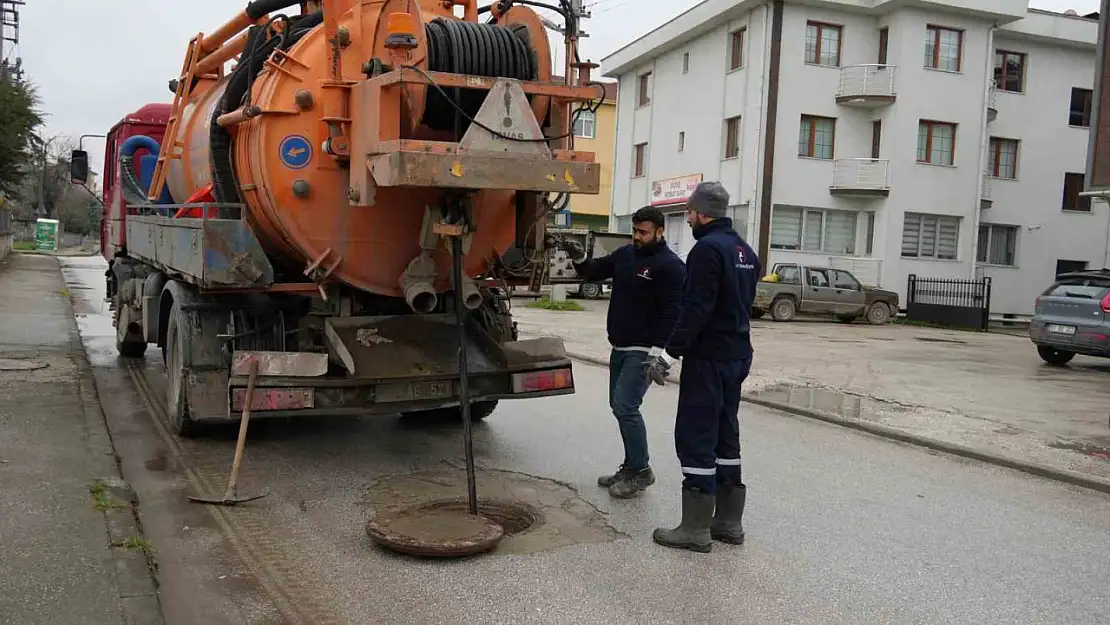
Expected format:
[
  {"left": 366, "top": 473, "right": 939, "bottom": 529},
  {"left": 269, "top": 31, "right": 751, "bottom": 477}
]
[
  {"left": 682, "top": 52, "right": 690, "bottom": 74},
  {"left": 637, "top": 72, "right": 652, "bottom": 107},
  {"left": 878, "top": 28, "right": 889, "bottom": 65},
  {"left": 917, "top": 120, "right": 955, "bottom": 166},
  {"left": 572, "top": 109, "right": 596, "bottom": 139},
  {"left": 977, "top": 224, "right": 1018, "bottom": 266},
  {"left": 865, "top": 212, "right": 876, "bottom": 255},
  {"left": 1062, "top": 172, "right": 1091, "bottom": 212},
  {"left": 770, "top": 206, "right": 858, "bottom": 254},
  {"left": 633, "top": 143, "right": 647, "bottom": 178},
  {"left": 1070, "top": 88, "right": 1093, "bottom": 127},
  {"left": 729, "top": 30, "right": 745, "bottom": 71},
  {"left": 993, "top": 50, "right": 1025, "bottom": 93},
  {"left": 901, "top": 213, "right": 959, "bottom": 260},
  {"left": 678, "top": 131, "right": 685, "bottom": 152},
  {"left": 805, "top": 22, "right": 842, "bottom": 67},
  {"left": 988, "top": 137, "right": 1018, "bottom": 179},
  {"left": 924, "top": 25, "right": 962, "bottom": 72},
  {"left": 724, "top": 116, "right": 741, "bottom": 159},
  {"left": 798, "top": 115, "right": 835, "bottom": 159},
  {"left": 1056, "top": 259, "right": 1088, "bottom": 277}
]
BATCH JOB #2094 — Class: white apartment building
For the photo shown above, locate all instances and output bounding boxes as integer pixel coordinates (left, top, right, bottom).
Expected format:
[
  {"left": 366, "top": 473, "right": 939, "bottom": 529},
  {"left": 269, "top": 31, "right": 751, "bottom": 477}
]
[{"left": 602, "top": 0, "right": 1110, "bottom": 318}]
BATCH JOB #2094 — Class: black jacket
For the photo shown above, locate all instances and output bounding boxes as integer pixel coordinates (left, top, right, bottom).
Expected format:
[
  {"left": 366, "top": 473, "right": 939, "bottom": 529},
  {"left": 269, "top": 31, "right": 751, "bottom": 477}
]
[
  {"left": 573, "top": 240, "right": 686, "bottom": 350},
  {"left": 665, "top": 218, "right": 761, "bottom": 361}
]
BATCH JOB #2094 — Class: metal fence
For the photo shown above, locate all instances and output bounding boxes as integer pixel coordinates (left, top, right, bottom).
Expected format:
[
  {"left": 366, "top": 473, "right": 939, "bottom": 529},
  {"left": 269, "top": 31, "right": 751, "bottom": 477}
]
[{"left": 906, "top": 274, "right": 992, "bottom": 331}]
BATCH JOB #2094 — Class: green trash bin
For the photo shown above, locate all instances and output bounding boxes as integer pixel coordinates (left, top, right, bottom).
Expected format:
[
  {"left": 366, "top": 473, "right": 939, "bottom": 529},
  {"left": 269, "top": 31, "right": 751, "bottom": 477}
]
[{"left": 35, "top": 219, "right": 59, "bottom": 252}]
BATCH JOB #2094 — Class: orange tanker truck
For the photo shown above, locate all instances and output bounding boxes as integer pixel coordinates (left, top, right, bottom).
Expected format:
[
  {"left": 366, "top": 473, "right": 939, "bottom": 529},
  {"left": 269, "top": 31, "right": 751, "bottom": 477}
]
[{"left": 70, "top": 0, "right": 602, "bottom": 436}]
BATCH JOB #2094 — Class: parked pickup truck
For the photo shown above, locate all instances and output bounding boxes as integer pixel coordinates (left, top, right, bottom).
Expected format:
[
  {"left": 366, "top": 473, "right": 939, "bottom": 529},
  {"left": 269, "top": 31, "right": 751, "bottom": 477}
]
[{"left": 753, "top": 263, "right": 900, "bottom": 325}]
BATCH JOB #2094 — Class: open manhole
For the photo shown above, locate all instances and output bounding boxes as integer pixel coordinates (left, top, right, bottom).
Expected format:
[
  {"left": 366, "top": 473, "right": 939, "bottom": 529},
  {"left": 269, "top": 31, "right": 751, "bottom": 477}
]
[{"left": 366, "top": 498, "right": 539, "bottom": 558}]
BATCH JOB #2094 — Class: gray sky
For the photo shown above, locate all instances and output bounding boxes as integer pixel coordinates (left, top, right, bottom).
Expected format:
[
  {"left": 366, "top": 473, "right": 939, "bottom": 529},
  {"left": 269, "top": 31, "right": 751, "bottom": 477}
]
[{"left": 8, "top": 0, "right": 1102, "bottom": 172}]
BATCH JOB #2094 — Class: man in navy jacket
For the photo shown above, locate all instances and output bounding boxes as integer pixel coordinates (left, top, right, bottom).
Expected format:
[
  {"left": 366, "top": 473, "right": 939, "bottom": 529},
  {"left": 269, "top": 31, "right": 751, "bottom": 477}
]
[
  {"left": 650, "top": 181, "right": 760, "bottom": 553},
  {"left": 557, "top": 207, "right": 686, "bottom": 499}
]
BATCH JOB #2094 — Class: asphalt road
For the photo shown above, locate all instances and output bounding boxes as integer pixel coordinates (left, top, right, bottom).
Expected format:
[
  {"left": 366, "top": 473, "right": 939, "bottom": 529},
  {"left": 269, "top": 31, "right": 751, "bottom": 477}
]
[{"left": 62, "top": 257, "right": 1110, "bottom": 625}]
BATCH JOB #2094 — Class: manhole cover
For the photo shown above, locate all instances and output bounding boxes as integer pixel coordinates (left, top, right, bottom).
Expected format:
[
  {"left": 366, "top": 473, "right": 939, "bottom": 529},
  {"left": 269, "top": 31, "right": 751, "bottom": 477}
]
[
  {"left": 0, "top": 358, "right": 47, "bottom": 372},
  {"left": 367, "top": 502, "right": 506, "bottom": 558}
]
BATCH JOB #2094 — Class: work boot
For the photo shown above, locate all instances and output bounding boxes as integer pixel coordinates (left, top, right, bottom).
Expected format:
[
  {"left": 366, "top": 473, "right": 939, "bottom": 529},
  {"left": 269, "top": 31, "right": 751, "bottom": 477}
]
[
  {"left": 608, "top": 467, "right": 655, "bottom": 499},
  {"left": 710, "top": 483, "right": 746, "bottom": 544},
  {"left": 597, "top": 464, "right": 634, "bottom": 488},
  {"left": 652, "top": 488, "right": 715, "bottom": 553}
]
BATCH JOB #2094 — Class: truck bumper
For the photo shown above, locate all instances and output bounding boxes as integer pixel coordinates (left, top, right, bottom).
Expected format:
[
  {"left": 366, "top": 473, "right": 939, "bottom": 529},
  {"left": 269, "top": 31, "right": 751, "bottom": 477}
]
[
  {"left": 220, "top": 362, "right": 575, "bottom": 420},
  {"left": 185, "top": 313, "right": 577, "bottom": 422}
]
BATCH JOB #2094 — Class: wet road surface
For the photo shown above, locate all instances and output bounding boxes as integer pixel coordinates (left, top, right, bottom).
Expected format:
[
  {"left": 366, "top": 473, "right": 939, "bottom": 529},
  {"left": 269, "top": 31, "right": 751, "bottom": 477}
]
[{"left": 62, "top": 257, "right": 1110, "bottom": 625}]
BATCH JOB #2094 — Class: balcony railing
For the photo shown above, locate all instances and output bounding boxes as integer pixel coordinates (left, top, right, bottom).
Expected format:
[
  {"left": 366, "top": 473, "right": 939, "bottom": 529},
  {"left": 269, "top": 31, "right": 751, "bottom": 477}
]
[
  {"left": 836, "top": 65, "right": 897, "bottom": 105},
  {"left": 831, "top": 158, "right": 890, "bottom": 196}
]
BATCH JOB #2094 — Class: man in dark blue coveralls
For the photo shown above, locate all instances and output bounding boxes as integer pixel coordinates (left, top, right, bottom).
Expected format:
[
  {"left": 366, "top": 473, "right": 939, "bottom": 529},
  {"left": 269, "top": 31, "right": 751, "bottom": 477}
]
[
  {"left": 555, "top": 207, "right": 685, "bottom": 499},
  {"left": 648, "top": 181, "right": 760, "bottom": 553}
]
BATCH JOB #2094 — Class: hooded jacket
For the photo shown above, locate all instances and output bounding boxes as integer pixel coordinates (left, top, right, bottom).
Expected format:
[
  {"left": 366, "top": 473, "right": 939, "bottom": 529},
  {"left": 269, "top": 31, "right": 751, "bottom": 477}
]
[
  {"left": 665, "top": 218, "right": 761, "bottom": 361},
  {"left": 573, "top": 239, "right": 686, "bottom": 351}
]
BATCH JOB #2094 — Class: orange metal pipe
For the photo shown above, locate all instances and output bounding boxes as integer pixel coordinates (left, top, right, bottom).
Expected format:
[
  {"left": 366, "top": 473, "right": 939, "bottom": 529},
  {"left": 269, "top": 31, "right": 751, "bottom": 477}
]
[
  {"left": 199, "top": 11, "right": 254, "bottom": 53},
  {"left": 217, "top": 105, "right": 262, "bottom": 128},
  {"left": 195, "top": 29, "right": 251, "bottom": 76}
]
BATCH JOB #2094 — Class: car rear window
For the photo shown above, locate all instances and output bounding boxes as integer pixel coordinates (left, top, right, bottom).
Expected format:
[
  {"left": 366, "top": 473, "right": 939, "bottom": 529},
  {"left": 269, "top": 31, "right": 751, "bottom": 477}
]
[{"left": 1045, "top": 277, "right": 1110, "bottom": 299}]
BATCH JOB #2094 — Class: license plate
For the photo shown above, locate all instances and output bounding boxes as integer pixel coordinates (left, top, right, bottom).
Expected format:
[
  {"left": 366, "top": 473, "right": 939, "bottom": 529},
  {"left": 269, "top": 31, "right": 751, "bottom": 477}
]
[
  {"left": 376, "top": 380, "right": 455, "bottom": 403},
  {"left": 1047, "top": 324, "right": 1076, "bottom": 335},
  {"left": 231, "top": 388, "right": 314, "bottom": 412}
]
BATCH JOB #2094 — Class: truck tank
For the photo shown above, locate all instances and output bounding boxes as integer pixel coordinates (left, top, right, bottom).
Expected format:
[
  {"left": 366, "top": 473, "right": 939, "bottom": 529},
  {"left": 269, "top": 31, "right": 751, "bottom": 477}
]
[{"left": 152, "top": 0, "right": 586, "bottom": 308}]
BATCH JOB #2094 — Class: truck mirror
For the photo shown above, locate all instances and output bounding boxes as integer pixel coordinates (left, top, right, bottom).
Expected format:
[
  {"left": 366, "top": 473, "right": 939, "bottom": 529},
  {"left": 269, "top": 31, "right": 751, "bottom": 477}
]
[{"left": 70, "top": 150, "right": 89, "bottom": 185}]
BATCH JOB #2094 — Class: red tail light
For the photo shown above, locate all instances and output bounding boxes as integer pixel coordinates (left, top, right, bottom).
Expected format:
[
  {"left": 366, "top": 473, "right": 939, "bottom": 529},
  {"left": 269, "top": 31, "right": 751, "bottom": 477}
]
[
  {"left": 1101, "top": 292, "right": 1110, "bottom": 313},
  {"left": 512, "top": 368, "right": 574, "bottom": 394}
]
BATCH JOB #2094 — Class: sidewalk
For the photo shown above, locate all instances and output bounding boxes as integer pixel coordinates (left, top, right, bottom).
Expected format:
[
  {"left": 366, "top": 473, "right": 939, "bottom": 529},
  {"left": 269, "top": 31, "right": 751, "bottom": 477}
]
[
  {"left": 512, "top": 300, "right": 1110, "bottom": 494},
  {"left": 0, "top": 253, "right": 161, "bottom": 625}
]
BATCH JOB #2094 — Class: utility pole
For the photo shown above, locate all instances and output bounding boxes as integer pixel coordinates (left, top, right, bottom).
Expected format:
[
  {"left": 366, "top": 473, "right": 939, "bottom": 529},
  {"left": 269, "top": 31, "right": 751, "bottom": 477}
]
[{"left": 1, "top": 0, "right": 25, "bottom": 82}]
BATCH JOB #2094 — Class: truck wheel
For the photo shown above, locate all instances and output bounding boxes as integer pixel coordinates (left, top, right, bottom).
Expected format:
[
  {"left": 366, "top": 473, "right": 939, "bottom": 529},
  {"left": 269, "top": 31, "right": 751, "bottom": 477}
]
[
  {"left": 581, "top": 282, "right": 603, "bottom": 300},
  {"left": 114, "top": 287, "right": 147, "bottom": 358},
  {"left": 866, "top": 302, "right": 892, "bottom": 325},
  {"left": 403, "top": 400, "right": 498, "bottom": 423},
  {"left": 1037, "top": 346, "right": 1075, "bottom": 366},
  {"left": 751, "top": 308, "right": 765, "bottom": 320},
  {"left": 771, "top": 297, "right": 796, "bottom": 322},
  {"left": 165, "top": 305, "right": 200, "bottom": 437}
]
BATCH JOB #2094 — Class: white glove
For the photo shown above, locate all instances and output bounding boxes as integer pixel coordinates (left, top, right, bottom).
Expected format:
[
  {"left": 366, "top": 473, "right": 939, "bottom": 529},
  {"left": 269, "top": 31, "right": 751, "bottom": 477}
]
[{"left": 650, "top": 347, "right": 676, "bottom": 365}]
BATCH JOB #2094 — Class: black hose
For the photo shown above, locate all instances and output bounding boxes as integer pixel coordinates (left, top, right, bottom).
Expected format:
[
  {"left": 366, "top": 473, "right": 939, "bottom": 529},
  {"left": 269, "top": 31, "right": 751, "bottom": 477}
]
[
  {"left": 422, "top": 18, "right": 538, "bottom": 133},
  {"left": 245, "top": 0, "right": 300, "bottom": 20}
]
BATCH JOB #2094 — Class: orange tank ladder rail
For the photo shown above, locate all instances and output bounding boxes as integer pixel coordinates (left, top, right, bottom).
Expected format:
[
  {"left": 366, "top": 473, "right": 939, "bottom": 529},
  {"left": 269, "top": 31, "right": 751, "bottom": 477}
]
[{"left": 148, "top": 35, "right": 204, "bottom": 203}]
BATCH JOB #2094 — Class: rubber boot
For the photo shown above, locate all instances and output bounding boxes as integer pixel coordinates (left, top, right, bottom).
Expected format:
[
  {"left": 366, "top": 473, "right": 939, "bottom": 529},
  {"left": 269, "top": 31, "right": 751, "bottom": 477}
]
[
  {"left": 652, "top": 488, "right": 715, "bottom": 553},
  {"left": 710, "top": 483, "right": 746, "bottom": 544}
]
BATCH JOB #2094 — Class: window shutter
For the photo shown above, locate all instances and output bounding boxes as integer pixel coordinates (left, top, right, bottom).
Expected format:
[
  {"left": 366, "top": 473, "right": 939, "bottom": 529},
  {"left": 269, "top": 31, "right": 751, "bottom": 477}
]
[
  {"left": 937, "top": 217, "right": 959, "bottom": 259},
  {"left": 824, "top": 211, "right": 857, "bottom": 254},
  {"left": 920, "top": 215, "right": 938, "bottom": 257},
  {"left": 901, "top": 214, "right": 921, "bottom": 256},
  {"left": 771, "top": 206, "right": 803, "bottom": 249}
]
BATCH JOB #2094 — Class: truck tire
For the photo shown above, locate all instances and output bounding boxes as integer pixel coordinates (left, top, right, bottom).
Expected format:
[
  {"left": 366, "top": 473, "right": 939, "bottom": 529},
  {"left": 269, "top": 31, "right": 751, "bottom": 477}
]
[
  {"left": 581, "top": 282, "right": 603, "bottom": 299},
  {"left": 771, "top": 297, "right": 797, "bottom": 322},
  {"left": 403, "top": 401, "right": 499, "bottom": 423},
  {"left": 1037, "top": 346, "right": 1075, "bottom": 366},
  {"left": 866, "top": 302, "right": 892, "bottom": 325},
  {"left": 164, "top": 305, "right": 201, "bottom": 437},
  {"left": 114, "top": 283, "right": 147, "bottom": 358}
]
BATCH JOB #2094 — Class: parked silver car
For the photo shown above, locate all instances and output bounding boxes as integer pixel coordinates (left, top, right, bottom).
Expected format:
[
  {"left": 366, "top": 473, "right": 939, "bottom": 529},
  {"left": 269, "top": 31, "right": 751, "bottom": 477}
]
[{"left": 1028, "top": 269, "right": 1110, "bottom": 365}]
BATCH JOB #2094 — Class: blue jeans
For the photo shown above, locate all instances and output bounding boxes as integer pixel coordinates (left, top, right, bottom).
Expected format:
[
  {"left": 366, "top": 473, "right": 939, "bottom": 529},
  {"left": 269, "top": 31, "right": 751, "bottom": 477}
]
[{"left": 609, "top": 348, "right": 652, "bottom": 470}]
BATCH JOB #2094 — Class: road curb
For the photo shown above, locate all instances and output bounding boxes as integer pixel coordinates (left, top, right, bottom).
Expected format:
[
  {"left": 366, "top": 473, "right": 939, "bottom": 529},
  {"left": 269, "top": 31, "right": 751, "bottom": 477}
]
[
  {"left": 60, "top": 257, "right": 166, "bottom": 625},
  {"left": 565, "top": 350, "right": 1110, "bottom": 497}
]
